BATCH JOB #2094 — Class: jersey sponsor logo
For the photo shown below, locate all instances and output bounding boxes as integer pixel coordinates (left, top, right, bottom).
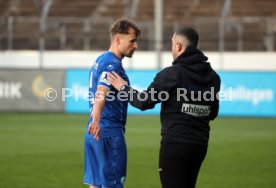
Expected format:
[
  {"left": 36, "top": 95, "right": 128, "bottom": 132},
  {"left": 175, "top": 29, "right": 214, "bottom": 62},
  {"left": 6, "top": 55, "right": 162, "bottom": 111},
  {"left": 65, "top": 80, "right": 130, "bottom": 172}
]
[
  {"left": 99, "top": 71, "right": 110, "bottom": 85},
  {"left": 181, "top": 103, "right": 211, "bottom": 117}
]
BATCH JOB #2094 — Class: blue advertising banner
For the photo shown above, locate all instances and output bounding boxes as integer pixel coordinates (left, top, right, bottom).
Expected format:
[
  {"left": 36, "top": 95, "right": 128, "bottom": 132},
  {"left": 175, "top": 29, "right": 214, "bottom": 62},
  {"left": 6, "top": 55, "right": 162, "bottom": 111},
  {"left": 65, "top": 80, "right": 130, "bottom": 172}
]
[
  {"left": 127, "top": 70, "right": 160, "bottom": 114},
  {"left": 65, "top": 69, "right": 90, "bottom": 113},
  {"left": 218, "top": 72, "right": 276, "bottom": 117},
  {"left": 65, "top": 69, "right": 276, "bottom": 117}
]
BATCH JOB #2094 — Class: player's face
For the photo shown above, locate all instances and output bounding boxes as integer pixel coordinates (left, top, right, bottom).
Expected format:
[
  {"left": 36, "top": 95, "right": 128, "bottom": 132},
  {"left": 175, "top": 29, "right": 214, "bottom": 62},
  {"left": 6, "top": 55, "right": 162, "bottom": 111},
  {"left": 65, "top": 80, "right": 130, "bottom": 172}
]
[{"left": 118, "top": 28, "right": 138, "bottom": 58}]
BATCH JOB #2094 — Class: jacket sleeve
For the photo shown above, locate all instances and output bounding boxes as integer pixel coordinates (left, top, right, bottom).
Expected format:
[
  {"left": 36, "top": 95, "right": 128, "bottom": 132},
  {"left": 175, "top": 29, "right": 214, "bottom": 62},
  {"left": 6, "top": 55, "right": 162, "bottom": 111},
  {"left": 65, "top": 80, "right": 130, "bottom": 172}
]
[
  {"left": 123, "top": 67, "right": 177, "bottom": 111},
  {"left": 122, "top": 85, "right": 158, "bottom": 111}
]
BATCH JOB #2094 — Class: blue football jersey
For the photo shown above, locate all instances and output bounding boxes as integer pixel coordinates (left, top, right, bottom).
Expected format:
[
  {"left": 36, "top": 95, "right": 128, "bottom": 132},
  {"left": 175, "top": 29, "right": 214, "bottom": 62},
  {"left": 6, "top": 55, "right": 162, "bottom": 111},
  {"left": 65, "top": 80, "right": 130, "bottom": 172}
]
[{"left": 88, "top": 51, "right": 129, "bottom": 137}]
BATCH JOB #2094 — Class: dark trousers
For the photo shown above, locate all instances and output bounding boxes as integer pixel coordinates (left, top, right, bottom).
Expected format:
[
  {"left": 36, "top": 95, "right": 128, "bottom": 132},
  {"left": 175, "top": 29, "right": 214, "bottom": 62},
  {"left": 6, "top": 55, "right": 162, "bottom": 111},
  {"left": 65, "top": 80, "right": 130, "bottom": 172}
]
[{"left": 159, "top": 142, "right": 207, "bottom": 188}]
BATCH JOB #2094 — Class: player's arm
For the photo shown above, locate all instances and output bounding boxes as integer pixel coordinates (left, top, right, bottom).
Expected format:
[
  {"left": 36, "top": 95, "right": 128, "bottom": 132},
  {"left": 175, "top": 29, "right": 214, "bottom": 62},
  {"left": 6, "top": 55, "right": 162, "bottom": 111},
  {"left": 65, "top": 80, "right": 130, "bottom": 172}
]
[{"left": 88, "top": 85, "right": 109, "bottom": 140}]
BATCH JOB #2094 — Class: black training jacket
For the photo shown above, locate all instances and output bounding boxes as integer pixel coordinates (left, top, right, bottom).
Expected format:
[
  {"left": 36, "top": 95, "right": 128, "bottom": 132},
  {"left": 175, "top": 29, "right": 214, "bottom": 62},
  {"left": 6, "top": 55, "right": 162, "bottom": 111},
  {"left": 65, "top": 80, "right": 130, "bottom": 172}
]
[{"left": 122, "top": 46, "right": 221, "bottom": 145}]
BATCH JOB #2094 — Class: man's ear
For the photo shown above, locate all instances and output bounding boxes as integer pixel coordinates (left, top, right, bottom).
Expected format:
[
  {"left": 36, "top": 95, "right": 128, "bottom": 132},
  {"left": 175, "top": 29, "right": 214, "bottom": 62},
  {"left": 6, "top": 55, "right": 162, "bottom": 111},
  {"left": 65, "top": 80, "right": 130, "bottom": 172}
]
[
  {"left": 176, "top": 42, "right": 182, "bottom": 52},
  {"left": 115, "top": 35, "right": 121, "bottom": 45}
]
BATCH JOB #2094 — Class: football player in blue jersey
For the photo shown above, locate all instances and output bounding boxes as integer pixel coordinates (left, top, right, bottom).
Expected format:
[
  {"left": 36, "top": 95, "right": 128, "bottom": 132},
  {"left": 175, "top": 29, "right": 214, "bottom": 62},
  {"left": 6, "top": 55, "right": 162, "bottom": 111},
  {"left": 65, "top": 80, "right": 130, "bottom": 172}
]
[{"left": 83, "top": 19, "right": 141, "bottom": 188}]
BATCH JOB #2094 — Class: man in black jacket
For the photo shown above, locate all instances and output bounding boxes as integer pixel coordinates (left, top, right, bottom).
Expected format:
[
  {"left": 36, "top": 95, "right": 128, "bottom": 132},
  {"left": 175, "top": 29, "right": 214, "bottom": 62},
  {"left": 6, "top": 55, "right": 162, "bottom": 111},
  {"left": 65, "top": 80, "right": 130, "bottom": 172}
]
[{"left": 106, "top": 26, "right": 221, "bottom": 188}]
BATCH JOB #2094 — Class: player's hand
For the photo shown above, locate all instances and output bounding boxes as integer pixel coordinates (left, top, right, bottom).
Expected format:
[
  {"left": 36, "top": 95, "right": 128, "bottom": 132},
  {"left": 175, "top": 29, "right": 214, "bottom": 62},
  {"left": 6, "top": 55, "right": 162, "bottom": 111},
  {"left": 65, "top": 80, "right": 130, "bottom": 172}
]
[
  {"left": 108, "top": 71, "right": 128, "bottom": 91},
  {"left": 88, "top": 121, "right": 100, "bottom": 140}
]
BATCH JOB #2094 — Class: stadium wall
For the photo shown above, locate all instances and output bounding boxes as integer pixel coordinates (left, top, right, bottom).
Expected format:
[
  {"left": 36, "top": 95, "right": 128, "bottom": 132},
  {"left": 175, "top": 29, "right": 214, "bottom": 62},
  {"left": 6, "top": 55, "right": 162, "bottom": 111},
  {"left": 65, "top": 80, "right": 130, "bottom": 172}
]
[{"left": 0, "top": 51, "right": 276, "bottom": 71}]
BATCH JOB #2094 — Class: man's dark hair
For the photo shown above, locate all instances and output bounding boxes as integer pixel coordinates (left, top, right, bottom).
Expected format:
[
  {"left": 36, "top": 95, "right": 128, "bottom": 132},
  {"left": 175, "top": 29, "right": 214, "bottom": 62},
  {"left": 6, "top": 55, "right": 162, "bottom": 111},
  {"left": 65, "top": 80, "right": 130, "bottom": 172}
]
[
  {"left": 110, "top": 18, "right": 141, "bottom": 38},
  {"left": 175, "top": 26, "right": 199, "bottom": 48}
]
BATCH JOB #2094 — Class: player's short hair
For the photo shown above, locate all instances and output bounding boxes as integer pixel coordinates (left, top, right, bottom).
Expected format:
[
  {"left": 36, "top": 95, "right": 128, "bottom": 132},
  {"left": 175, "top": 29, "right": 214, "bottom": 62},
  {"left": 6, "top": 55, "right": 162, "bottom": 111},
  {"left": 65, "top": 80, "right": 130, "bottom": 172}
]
[
  {"left": 110, "top": 18, "right": 141, "bottom": 38},
  {"left": 175, "top": 26, "right": 199, "bottom": 48}
]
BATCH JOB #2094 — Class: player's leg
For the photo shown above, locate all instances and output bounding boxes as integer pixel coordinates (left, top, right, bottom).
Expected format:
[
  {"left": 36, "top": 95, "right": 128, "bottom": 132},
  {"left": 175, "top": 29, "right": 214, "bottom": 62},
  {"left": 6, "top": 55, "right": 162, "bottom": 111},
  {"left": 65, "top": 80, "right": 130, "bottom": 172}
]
[
  {"left": 94, "top": 136, "right": 127, "bottom": 188},
  {"left": 83, "top": 132, "right": 101, "bottom": 187},
  {"left": 110, "top": 136, "right": 127, "bottom": 188}
]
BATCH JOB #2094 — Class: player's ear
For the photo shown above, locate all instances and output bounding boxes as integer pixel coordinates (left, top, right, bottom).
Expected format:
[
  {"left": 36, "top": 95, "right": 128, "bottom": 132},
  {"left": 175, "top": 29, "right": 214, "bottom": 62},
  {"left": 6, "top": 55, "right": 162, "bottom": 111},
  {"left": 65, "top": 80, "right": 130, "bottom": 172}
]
[{"left": 115, "top": 35, "right": 121, "bottom": 45}]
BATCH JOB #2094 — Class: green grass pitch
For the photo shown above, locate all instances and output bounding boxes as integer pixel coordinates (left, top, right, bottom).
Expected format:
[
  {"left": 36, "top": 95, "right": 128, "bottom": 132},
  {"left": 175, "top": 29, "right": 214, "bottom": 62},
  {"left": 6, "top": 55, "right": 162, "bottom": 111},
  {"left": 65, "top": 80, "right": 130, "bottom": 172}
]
[{"left": 0, "top": 113, "right": 276, "bottom": 188}]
